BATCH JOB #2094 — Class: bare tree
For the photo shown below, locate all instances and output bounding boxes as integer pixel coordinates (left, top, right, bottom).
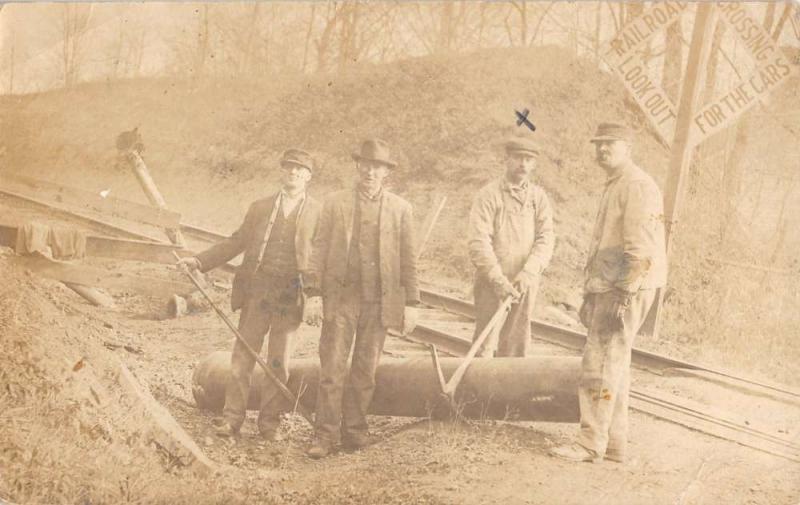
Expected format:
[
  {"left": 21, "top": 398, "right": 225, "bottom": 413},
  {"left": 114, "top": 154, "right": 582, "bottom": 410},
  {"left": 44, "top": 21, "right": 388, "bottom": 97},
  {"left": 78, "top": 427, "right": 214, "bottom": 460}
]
[
  {"left": 60, "top": 3, "right": 94, "bottom": 88},
  {"left": 662, "top": 17, "right": 683, "bottom": 102}
]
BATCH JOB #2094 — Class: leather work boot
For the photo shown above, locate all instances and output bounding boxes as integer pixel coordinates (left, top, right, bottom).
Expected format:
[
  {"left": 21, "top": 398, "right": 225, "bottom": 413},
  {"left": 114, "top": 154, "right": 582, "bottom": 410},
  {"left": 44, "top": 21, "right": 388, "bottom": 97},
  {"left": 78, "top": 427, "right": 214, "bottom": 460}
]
[
  {"left": 214, "top": 420, "right": 239, "bottom": 438},
  {"left": 342, "top": 433, "right": 374, "bottom": 451},
  {"left": 549, "top": 443, "right": 602, "bottom": 463},
  {"left": 307, "top": 439, "right": 334, "bottom": 459}
]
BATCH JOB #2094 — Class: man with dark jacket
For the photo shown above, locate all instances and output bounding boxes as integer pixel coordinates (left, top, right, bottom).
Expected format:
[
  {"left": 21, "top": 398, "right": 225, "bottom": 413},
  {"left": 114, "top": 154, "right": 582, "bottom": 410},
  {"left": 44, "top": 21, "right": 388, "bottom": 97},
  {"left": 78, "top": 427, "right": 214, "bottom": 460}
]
[
  {"left": 303, "top": 139, "right": 419, "bottom": 458},
  {"left": 178, "top": 148, "right": 320, "bottom": 441}
]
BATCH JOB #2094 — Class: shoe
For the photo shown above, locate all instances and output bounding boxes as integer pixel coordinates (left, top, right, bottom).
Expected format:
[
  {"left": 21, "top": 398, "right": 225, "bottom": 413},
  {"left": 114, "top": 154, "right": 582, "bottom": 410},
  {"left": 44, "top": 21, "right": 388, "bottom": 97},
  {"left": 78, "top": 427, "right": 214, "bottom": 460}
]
[
  {"left": 307, "top": 439, "right": 334, "bottom": 459},
  {"left": 549, "top": 443, "right": 602, "bottom": 463},
  {"left": 342, "top": 433, "right": 374, "bottom": 451},
  {"left": 214, "top": 421, "right": 239, "bottom": 438},
  {"left": 259, "top": 429, "right": 284, "bottom": 442},
  {"left": 604, "top": 450, "right": 626, "bottom": 463}
]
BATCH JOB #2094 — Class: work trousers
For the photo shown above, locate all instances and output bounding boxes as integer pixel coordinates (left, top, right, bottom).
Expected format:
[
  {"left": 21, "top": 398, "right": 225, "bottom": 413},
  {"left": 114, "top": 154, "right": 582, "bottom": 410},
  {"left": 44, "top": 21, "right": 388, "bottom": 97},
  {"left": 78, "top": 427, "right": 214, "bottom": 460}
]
[
  {"left": 472, "top": 275, "right": 539, "bottom": 357},
  {"left": 314, "top": 299, "right": 387, "bottom": 444},
  {"left": 223, "top": 295, "right": 301, "bottom": 434},
  {"left": 578, "top": 289, "right": 657, "bottom": 457}
]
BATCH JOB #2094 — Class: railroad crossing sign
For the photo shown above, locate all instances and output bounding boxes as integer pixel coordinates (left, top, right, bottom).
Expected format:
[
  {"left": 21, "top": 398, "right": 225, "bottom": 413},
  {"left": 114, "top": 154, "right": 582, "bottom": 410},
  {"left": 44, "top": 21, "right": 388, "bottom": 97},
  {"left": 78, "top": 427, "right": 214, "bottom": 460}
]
[
  {"left": 600, "top": 2, "right": 797, "bottom": 149},
  {"left": 600, "top": 2, "right": 799, "bottom": 338}
]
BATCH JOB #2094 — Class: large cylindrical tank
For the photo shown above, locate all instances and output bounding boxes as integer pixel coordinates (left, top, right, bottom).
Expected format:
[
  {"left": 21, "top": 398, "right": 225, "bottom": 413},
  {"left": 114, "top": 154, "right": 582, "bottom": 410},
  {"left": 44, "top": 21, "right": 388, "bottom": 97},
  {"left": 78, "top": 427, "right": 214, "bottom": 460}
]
[{"left": 192, "top": 351, "right": 580, "bottom": 422}]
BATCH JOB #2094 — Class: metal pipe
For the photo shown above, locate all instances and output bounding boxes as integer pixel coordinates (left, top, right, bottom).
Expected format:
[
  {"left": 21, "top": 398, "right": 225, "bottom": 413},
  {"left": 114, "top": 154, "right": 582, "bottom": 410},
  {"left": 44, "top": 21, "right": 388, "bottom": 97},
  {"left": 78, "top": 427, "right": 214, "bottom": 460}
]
[{"left": 192, "top": 351, "right": 581, "bottom": 422}]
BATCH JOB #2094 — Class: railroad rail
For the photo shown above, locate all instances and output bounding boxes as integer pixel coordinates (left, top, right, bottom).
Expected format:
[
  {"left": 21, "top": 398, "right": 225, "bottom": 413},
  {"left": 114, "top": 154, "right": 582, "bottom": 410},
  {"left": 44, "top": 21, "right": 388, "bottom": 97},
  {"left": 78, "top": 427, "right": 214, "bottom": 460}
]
[{"left": 418, "top": 288, "right": 800, "bottom": 405}]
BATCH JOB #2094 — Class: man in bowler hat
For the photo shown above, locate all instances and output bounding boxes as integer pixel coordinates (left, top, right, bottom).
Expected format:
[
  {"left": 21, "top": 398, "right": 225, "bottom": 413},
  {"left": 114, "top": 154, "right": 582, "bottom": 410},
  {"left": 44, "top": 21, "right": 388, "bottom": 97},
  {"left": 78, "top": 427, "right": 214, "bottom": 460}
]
[{"left": 303, "top": 139, "right": 419, "bottom": 458}]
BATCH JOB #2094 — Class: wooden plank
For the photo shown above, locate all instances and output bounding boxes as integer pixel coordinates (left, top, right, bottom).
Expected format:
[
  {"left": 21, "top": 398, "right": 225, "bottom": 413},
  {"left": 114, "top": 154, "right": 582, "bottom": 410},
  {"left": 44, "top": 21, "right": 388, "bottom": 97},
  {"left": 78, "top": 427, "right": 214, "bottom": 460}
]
[
  {"left": 9, "top": 254, "right": 195, "bottom": 297},
  {"left": 1, "top": 172, "right": 181, "bottom": 229},
  {"left": 689, "top": 4, "right": 799, "bottom": 145},
  {"left": 0, "top": 189, "right": 167, "bottom": 243},
  {"left": 645, "top": 3, "right": 717, "bottom": 338},
  {"left": 180, "top": 222, "right": 227, "bottom": 243},
  {"left": 599, "top": 2, "right": 689, "bottom": 145},
  {"left": 118, "top": 363, "right": 216, "bottom": 476}
]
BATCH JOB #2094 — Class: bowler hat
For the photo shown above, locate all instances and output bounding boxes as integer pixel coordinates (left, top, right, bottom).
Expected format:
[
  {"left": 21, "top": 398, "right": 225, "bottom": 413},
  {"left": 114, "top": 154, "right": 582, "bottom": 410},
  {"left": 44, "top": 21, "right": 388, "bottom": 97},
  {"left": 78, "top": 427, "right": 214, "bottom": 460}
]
[
  {"left": 352, "top": 139, "right": 397, "bottom": 168},
  {"left": 281, "top": 148, "right": 314, "bottom": 171},
  {"left": 504, "top": 137, "right": 541, "bottom": 156},
  {"left": 590, "top": 122, "right": 633, "bottom": 143}
]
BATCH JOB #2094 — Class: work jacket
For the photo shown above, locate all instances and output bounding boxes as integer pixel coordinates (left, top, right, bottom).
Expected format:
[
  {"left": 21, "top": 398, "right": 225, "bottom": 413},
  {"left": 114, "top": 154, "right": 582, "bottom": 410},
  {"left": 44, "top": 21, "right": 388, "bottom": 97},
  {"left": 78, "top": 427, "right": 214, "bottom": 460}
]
[
  {"left": 304, "top": 188, "right": 420, "bottom": 329},
  {"left": 196, "top": 192, "right": 321, "bottom": 311},
  {"left": 584, "top": 164, "right": 667, "bottom": 294}
]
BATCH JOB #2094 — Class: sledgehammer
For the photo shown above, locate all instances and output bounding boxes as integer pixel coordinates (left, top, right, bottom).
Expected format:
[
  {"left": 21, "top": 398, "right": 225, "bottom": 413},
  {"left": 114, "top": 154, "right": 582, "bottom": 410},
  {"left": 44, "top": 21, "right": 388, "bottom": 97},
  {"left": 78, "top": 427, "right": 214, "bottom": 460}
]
[{"left": 172, "top": 251, "right": 314, "bottom": 427}]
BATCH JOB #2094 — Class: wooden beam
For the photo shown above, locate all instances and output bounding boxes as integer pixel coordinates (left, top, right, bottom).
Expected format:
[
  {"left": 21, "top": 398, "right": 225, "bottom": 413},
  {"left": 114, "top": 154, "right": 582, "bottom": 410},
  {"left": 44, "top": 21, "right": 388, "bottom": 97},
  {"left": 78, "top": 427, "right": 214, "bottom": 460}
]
[
  {"left": 118, "top": 364, "right": 216, "bottom": 475},
  {"left": 9, "top": 254, "right": 196, "bottom": 297},
  {"left": 0, "top": 172, "right": 181, "bottom": 229},
  {"left": 644, "top": 3, "right": 717, "bottom": 338},
  {"left": 122, "top": 151, "right": 185, "bottom": 246},
  {"left": 0, "top": 190, "right": 166, "bottom": 243}
]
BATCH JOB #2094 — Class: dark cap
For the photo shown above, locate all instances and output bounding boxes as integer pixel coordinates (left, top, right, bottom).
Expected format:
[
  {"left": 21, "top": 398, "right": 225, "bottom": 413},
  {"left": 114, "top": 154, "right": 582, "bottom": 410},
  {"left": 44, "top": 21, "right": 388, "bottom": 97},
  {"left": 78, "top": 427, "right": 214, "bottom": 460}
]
[
  {"left": 352, "top": 138, "right": 397, "bottom": 168},
  {"left": 590, "top": 122, "right": 633, "bottom": 143},
  {"left": 504, "top": 137, "right": 541, "bottom": 156},
  {"left": 280, "top": 148, "right": 314, "bottom": 171}
]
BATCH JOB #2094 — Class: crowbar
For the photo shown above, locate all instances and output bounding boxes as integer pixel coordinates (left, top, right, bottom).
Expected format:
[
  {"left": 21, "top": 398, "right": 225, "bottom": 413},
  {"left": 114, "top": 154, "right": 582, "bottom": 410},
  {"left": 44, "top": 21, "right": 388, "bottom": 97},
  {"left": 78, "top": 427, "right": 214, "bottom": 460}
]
[
  {"left": 441, "top": 296, "right": 513, "bottom": 400},
  {"left": 172, "top": 251, "right": 314, "bottom": 427}
]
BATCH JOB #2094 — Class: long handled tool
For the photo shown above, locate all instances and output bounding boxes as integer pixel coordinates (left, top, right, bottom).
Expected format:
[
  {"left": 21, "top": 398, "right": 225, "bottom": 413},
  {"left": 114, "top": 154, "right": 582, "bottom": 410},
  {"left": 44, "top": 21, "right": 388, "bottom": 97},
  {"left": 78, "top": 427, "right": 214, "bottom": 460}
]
[
  {"left": 172, "top": 251, "right": 314, "bottom": 426},
  {"left": 440, "top": 296, "right": 513, "bottom": 401}
]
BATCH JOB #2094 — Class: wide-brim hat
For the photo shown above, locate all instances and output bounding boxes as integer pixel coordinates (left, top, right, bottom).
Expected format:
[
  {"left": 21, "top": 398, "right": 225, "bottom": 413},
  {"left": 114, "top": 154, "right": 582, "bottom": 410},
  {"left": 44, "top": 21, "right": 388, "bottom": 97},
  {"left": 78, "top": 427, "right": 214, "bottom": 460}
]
[
  {"left": 280, "top": 148, "right": 314, "bottom": 171},
  {"left": 352, "top": 139, "right": 397, "bottom": 168},
  {"left": 590, "top": 122, "right": 633, "bottom": 143},
  {"left": 504, "top": 137, "right": 541, "bottom": 156}
]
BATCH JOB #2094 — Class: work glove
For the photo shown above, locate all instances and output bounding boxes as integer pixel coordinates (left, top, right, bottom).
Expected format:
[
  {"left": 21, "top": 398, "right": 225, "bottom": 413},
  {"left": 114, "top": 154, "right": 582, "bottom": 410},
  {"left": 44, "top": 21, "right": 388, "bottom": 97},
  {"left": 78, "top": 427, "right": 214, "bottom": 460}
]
[
  {"left": 491, "top": 276, "right": 521, "bottom": 302},
  {"left": 303, "top": 296, "right": 323, "bottom": 327},
  {"left": 513, "top": 270, "right": 539, "bottom": 296},
  {"left": 604, "top": 288, "right": 633, "bottom": 328},
  {"left": 176, "top": 256, "right": 201, "bottom": 272},
  {"left": 402, "top": 306, "right": 419, "bottom": 335}
]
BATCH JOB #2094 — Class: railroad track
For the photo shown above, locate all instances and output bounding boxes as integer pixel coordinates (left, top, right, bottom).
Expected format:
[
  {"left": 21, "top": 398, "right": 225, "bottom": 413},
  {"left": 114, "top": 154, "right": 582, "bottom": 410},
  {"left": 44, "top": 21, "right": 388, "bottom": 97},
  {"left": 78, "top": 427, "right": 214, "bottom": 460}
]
[
  {"left": 418, "top": 288, "right": 800, "bottom": 405},
  {"left": 407, "top": 287, "right": 800, "bottom": 463}
]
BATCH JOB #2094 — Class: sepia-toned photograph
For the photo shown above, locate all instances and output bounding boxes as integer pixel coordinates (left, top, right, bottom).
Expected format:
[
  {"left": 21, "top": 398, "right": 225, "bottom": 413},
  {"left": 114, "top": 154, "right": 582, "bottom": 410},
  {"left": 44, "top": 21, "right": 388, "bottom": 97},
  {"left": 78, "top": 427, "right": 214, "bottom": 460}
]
[{"left": 0, "top": 1, "right": 798, "bottom": 503}]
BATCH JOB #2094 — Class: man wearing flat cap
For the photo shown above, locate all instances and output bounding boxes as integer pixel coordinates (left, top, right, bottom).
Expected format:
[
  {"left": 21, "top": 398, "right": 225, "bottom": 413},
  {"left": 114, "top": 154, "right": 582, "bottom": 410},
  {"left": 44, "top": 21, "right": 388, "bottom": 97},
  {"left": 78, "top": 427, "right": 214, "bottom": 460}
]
[
  {"left": 551, "top": 122, "right": 666, "bottom": 464},
  {"left": 177, "top": 148, "right": 321, "bottom": 441},
  {"left": 303, "top": 138, "right": 419, "bottom": 458},
  {"left": 468, "top": 137, "right": 555, "bottom": 357}
]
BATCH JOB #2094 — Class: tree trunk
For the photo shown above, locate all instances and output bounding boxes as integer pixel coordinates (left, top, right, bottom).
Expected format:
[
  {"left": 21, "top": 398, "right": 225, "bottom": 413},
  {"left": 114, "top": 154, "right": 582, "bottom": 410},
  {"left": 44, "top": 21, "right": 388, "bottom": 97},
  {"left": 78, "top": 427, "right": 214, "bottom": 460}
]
[
  {"left": 772, "top": 3, "right": 792, "bottom": 41},
  {"left": 703, "top": 19, "right": 727, "bottom": 104},
  {"left": 302, "top": 4, "right": 316, "bottom": 72},
  {"left": 662, "top": 17, "right": 684, "bottom": 103},
  {"left": 762, "top": 2, "right": 776, "bottom": 32}
]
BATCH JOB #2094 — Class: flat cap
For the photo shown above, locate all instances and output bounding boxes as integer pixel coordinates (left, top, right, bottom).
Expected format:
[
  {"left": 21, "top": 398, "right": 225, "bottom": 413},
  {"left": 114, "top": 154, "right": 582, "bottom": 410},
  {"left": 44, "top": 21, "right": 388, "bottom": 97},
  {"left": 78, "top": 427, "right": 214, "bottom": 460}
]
[
  {"left": 590, "top": 122, "right": 633, "bottom": 143},
  {"left": 280, "top": 148, "right": 314, "bottom": 171},
  {"left": 504, "top": 137, "right": 541, "bottom": 156}
]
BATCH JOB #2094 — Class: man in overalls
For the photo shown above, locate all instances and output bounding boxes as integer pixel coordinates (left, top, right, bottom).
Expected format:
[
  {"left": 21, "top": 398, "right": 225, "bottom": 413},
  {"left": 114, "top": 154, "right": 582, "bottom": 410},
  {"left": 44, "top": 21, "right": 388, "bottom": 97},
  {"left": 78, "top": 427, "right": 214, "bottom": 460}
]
[{"left": 467, "top": 137, "right": 555, "bottom": 357}]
